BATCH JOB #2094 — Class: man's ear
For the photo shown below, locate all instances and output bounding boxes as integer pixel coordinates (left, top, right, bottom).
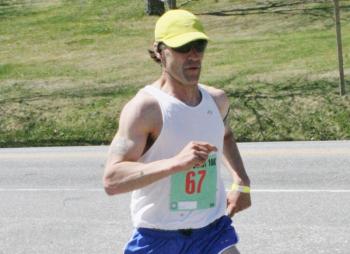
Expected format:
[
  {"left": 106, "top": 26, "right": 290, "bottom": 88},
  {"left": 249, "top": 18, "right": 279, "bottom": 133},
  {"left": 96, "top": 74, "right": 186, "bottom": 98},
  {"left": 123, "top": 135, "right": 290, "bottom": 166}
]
[{"left": 153, "top": 42, "right": 161, "bottom": 59}]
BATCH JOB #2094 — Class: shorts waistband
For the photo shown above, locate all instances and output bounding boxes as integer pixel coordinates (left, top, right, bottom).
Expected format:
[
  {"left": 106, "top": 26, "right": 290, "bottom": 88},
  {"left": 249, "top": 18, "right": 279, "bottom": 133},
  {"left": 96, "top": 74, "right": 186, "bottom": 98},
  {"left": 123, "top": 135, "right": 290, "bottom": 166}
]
[{"left": 137, "top": 216, "right": 229, "bottom": 238}]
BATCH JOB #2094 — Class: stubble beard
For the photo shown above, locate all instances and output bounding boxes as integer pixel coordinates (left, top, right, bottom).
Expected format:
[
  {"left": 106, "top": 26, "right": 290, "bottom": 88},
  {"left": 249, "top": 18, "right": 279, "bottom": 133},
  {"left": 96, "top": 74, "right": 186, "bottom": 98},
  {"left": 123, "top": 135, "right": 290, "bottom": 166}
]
[
  {"left": 182, "top": 66, "right": 201, "bottom": 86},
  {"left": 163, "top": 56, "right": 202, "bottom": 86}
]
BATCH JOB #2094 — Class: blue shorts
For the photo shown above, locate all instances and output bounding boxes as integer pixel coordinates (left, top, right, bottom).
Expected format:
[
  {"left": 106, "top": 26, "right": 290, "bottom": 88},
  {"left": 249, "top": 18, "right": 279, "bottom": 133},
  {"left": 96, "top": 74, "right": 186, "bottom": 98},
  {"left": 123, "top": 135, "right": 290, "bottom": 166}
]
[{"left": 124, "top": 216, "right": 238, "bottom": 254}]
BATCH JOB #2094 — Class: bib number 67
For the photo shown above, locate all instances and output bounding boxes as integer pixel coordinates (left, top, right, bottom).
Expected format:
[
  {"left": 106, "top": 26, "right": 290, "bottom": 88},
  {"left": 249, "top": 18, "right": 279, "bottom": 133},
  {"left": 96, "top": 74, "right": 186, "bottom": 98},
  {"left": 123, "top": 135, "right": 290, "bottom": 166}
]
[{"left": 185, "top": 170, "right": 206, "bottom": 194}]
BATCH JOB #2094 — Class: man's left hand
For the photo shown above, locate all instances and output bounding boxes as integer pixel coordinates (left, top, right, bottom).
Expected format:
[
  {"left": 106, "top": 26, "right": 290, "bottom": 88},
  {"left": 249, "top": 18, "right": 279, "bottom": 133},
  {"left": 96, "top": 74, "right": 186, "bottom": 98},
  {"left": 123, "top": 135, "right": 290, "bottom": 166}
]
[{"left": 226, "top": 190, "right": 251, "bottom": 217}]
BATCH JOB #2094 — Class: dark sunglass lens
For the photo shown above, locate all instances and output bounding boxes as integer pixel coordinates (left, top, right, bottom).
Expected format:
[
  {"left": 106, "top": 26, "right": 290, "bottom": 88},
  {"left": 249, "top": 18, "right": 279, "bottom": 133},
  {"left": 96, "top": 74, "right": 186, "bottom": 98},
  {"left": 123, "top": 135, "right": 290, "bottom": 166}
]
[
  {"left": 173, "top": 43, "right": 192, "bottom": 53},
  {"left": 193, "top": 40, "right": 207, "bottom": 53},
  {"left": 172, "top": 40, "right": 207, "bottom": 53}
]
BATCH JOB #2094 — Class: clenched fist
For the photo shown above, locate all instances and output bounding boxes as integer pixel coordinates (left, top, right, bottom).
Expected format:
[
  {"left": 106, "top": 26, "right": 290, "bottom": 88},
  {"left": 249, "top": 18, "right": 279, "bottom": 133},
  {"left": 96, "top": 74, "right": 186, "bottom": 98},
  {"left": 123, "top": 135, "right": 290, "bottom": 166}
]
[{"left": 172, "top": 141, "right": 217, "bottom": 172}]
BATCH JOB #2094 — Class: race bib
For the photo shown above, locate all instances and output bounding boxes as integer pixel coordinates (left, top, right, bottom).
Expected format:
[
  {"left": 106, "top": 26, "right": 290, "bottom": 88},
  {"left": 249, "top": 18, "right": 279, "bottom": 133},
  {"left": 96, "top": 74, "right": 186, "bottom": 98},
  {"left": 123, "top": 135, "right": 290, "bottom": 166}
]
[{"left": 170, "top": 153, "right": 217, "bottom": 211}]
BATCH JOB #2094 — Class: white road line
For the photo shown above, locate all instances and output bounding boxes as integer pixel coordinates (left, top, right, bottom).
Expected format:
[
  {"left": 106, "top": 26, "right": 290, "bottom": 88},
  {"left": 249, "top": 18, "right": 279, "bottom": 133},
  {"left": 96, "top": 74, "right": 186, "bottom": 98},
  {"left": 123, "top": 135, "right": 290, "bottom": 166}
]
[
  {"left": 225, "top": 189, "right": 350, "bottom": 193},
  {"left": 0, "top": 188, "right": 349, "bottom": 193},
  {"left": 0, "top": 188, "right": 104, "bottom": 192},
  {"left": 0, "top": 152, "right": 107, "bottom": 159},
  {"left": 250, "top": 189, "right": 350, "bottom": 193}
]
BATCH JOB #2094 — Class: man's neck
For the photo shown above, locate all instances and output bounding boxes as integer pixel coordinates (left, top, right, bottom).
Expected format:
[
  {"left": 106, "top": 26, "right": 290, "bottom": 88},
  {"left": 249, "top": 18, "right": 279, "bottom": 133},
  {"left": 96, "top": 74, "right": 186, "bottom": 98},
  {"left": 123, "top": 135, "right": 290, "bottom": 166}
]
[{"left": 155, "top": 76, "right": 201, "bottom": 106}]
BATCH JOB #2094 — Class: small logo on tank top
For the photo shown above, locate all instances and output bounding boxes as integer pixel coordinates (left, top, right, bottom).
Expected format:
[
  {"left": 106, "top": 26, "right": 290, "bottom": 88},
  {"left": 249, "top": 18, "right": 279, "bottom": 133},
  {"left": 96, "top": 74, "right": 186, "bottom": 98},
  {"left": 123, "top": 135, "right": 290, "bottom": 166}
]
[{"left": 207, "top": 110, "right": 213, "bottom": 115}]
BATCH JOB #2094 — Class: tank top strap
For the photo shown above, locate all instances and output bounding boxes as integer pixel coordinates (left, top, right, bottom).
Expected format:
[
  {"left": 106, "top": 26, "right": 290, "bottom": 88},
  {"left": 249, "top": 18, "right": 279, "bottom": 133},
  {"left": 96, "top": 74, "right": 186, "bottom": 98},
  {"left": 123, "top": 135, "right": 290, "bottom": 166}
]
[
  {"left": 142, "top": 85, "right": 181, "bottom": 106},
  {"left": 143, "top": 84, "right": 214, "bottom": 109},
  {"left": 198, "top": 84, "right": 222, "bottom": 118}
]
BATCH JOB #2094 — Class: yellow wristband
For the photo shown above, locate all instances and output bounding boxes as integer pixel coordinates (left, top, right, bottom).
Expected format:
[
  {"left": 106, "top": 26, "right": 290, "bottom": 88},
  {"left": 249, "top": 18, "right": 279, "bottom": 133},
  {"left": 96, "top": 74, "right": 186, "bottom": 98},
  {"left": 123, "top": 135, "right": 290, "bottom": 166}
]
[{"left": 231, "top": 183, "right": 250, "bottom": 193}]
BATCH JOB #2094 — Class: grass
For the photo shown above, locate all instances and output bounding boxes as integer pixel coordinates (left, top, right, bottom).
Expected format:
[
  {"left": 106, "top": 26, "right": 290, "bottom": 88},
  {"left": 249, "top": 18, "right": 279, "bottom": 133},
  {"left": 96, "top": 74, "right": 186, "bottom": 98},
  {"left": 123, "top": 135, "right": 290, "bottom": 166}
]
[{"left": 0, "top": 0, "right": 349, "bottom": 147}]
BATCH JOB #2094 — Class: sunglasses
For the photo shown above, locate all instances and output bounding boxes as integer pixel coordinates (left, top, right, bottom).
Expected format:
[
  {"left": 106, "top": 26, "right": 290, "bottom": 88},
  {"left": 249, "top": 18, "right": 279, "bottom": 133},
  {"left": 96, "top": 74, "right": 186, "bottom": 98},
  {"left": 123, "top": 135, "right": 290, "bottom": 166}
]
[{"left": 171, "top": 40, "right": 208, "bottom": 54}]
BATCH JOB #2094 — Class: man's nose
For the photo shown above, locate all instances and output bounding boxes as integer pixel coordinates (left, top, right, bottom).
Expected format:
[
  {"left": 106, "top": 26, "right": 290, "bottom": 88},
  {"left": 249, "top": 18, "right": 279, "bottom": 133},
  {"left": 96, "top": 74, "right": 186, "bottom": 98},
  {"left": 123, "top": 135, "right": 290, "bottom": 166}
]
[{"left": 188, "top": 47, "right": 201, "bottom": 60}]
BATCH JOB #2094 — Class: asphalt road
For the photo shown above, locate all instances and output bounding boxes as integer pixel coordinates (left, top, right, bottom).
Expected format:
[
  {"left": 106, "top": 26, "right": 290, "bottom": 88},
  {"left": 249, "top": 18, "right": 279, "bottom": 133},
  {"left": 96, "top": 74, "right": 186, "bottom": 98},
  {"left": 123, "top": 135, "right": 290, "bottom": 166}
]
[{"left": 1, "top": 141, "right": 350, "bottom": 254}]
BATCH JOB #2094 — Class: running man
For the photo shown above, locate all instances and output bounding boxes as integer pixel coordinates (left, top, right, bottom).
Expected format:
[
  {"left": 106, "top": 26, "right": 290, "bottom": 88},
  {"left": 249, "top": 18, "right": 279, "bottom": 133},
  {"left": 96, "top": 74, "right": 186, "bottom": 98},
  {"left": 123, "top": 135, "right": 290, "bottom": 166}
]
[{"left": 103, "top": 9, "right": 251, "bottom": 254}]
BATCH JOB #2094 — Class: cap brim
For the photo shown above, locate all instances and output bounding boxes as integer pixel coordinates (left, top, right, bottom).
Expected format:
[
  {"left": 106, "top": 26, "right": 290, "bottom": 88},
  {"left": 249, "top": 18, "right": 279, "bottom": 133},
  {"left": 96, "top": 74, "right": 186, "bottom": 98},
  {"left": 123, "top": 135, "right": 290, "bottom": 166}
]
[{"left": 162, "top": 32, "right": 209, "bottom": 48}]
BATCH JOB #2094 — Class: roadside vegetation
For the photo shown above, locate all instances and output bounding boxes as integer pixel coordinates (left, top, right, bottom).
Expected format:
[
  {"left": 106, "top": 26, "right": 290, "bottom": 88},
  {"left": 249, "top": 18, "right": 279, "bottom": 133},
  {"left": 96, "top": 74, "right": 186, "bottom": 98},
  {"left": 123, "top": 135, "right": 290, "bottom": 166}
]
[{"left": 0, "top": 0, "right": 349, "bottom": 147}]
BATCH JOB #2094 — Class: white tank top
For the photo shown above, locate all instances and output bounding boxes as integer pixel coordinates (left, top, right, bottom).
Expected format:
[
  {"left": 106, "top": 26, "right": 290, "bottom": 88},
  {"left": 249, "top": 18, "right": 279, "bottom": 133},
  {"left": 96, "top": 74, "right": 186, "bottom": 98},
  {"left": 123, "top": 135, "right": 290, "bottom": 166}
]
[{"left": 130, "top": 84, "right": 226, "bottom": 230}]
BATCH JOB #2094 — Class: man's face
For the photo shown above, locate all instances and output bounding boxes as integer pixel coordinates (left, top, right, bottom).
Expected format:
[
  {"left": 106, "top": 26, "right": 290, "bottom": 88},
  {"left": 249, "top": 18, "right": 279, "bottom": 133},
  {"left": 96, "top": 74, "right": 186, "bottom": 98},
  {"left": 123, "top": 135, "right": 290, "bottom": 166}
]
[{"left": 161, "top": 40, "right": 207, "bottom": 86}]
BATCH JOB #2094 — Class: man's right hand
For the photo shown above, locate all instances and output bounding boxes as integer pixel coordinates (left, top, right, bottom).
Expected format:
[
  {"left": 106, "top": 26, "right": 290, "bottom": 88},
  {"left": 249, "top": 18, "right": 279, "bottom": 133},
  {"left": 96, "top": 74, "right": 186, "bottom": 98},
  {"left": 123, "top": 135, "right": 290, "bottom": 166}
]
[{"left": 172, "top": 141, "right": 217, "bottom": 172}]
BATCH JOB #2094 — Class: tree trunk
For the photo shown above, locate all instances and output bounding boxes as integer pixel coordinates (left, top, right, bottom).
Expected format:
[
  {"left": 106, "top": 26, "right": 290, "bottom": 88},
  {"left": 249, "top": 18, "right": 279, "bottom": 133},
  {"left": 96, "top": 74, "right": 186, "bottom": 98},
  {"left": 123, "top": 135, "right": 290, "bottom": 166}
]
[
  {"left": 167, "top": 0, "right": 177, "bottom": 9},
  {"left": 145, "top": 0, "right": 165, "bottom": 16},
  {"left": 333, "top": 0, "right": 346, "bottom": 95}
]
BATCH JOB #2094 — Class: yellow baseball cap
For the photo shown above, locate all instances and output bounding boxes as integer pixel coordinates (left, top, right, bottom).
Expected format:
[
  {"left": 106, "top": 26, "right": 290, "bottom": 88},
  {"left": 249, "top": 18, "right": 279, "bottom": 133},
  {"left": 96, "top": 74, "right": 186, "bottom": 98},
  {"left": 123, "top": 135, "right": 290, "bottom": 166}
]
[{"left": 154, "top": 9, "right": 209, "bottom": 48}]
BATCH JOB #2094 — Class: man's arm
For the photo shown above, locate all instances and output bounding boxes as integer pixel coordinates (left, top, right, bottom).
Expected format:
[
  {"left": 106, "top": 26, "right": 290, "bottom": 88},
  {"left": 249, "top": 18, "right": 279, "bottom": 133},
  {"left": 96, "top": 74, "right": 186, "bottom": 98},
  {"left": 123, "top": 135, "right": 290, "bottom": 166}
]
[
  {"left": 222, "top": 115, "right": 250, "bottom": 187},
  {"left": 103, "top": 91, "right": 217, "bottom": 195},
  {"left": 223, "top": 118, "right": 252, "bottom": 217},
  {"left": 206, "top": 86, "right": 251, "bottom": 216}
]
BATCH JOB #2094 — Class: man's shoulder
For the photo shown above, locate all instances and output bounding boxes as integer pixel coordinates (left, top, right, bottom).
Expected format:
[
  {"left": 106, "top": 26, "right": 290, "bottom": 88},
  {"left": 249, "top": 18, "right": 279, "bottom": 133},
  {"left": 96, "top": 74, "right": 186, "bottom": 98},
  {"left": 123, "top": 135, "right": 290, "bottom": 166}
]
[
  {"left": 119, "top": 87, "right": 161, "bottom": 130},
  {"left": 200, "top": 84, "right": 229, "bottom": 116},
  {"left": 125, "top": 87, "right": 160, "bottom": 114},
  {"left": 201, "top": 84, "right": 226, "bottom": 98}
]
